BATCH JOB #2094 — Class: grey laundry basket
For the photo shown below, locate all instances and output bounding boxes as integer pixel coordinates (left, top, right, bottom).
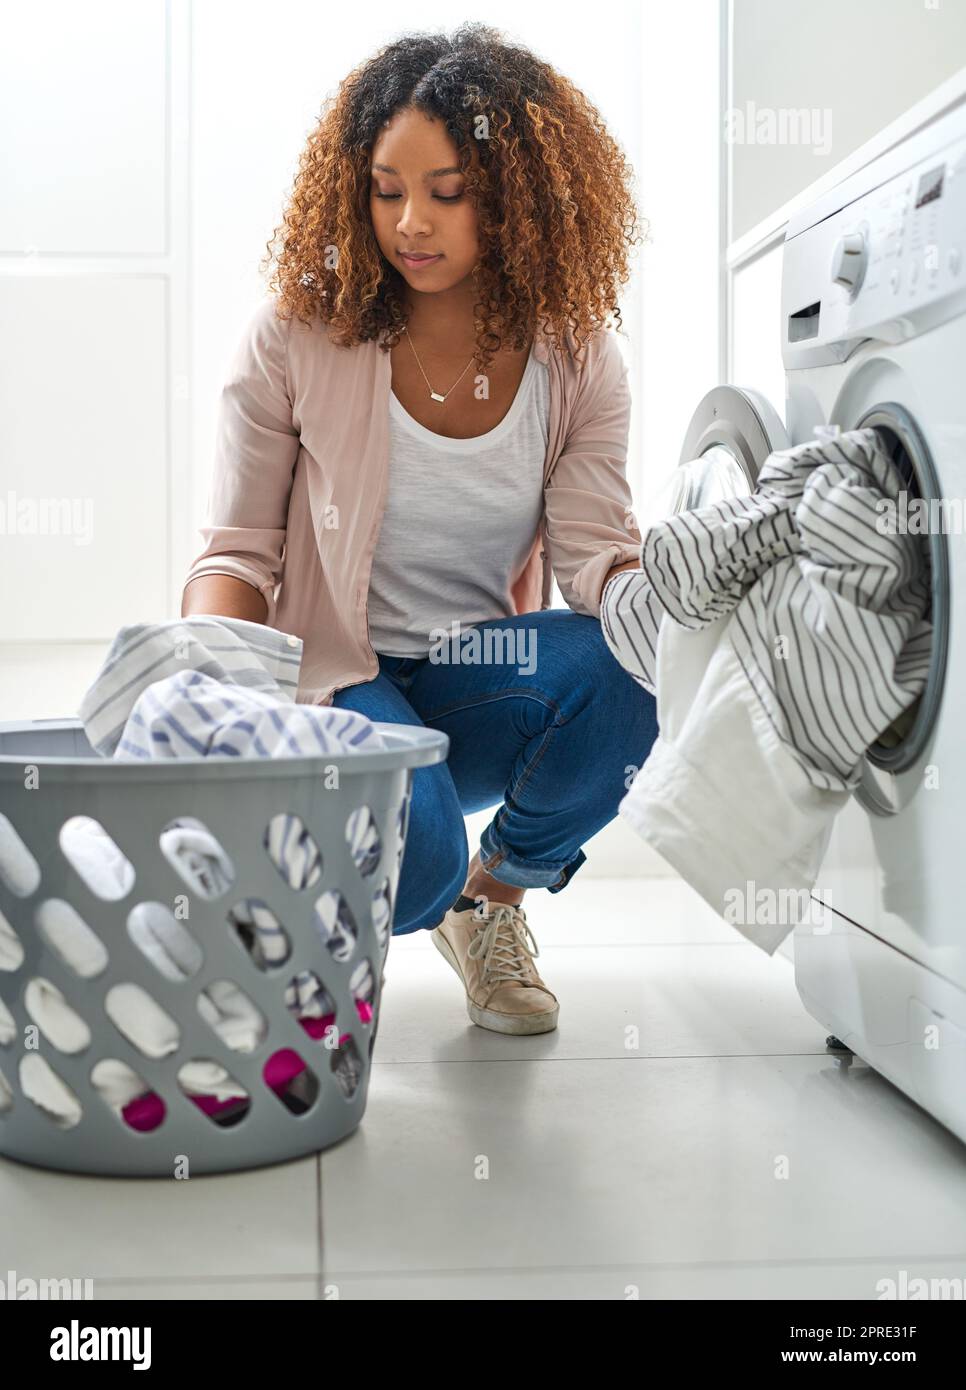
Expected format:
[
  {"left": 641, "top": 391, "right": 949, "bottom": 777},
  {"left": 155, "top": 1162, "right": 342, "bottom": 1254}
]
[{"left": 0, "top": 716, "right": 448, "bottom": 1177}]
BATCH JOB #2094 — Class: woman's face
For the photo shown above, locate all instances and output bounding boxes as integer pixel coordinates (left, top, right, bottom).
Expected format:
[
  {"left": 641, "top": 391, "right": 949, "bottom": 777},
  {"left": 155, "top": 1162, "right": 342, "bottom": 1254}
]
[{"left": 369, "top": 107, "right": 481, "bottom": 296}]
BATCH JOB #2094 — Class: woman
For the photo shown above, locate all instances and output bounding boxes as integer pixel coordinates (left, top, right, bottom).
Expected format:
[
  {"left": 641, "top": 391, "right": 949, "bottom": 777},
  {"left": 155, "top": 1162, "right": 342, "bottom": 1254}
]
[{"left": 182, "top": 23, "right": 658, "bottom": 1036}]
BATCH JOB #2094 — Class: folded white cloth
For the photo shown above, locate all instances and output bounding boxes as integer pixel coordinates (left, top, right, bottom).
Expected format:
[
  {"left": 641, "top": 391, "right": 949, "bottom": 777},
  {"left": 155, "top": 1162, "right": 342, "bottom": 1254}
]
[{"left": 601, "top": 428, "right": 931, "bottom": 951}]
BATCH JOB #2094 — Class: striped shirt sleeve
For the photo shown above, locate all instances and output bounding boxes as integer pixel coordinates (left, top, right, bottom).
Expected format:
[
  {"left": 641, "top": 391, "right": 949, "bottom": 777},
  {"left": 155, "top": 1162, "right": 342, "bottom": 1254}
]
[{"left": 599, "top": 565, "right": 661, "bottom": 694}]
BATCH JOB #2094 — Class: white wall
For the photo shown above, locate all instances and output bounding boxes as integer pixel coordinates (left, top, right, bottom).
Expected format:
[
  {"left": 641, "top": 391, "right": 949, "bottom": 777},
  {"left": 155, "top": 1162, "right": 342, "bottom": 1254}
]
[
  {"left": 632, "top": 0, "right": 725, "bottom": 533},
  {"left": 0, "top": 0, "right": 190, "bottom": 717},
  {"left": 0, "top": 0, "right": 724, "bottom": 879},
  {"left": 730, "top": 0, "right": 966, "bottom": 242}
]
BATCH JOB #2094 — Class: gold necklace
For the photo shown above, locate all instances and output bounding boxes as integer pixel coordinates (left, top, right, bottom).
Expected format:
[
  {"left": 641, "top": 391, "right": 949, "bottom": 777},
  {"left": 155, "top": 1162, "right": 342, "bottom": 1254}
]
[{"left": 403, "top": 325, "right": 476, "bottom": 404}]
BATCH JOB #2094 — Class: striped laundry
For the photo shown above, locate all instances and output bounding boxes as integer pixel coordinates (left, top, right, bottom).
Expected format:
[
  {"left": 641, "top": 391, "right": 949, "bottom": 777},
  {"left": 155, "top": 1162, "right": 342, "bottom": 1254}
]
[
  {"left": 601, "top": 427, "right": 932, "bottom": 792},
  {"left": 115, "top": 668, "right": 384, "bottom": 761},
  {"left": 78, "top": 615, "right": 305, "bottom": 757},
  {"left": 599, "top": 427, "right": 933, "bottom": 953}
]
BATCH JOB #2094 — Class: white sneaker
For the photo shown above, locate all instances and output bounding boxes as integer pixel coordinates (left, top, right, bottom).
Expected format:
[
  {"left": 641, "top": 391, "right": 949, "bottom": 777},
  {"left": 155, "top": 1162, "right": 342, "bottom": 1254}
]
[{"left": 432, "top": 900, "right": 559, "bottom": 1035}]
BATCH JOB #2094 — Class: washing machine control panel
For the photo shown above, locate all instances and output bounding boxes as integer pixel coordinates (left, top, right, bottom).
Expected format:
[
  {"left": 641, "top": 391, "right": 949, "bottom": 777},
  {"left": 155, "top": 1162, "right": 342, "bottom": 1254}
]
[
  {"left": 783, "top": 116, "right": 966, "bottom": 367},
  {"left": 860, "top": 153, "right": 962, "bottom": 299}
]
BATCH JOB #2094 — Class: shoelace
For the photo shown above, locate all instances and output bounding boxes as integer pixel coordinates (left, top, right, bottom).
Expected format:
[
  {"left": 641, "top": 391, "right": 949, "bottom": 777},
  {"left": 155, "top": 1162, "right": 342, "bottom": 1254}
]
[{"left": 466, "top": 903, "right": 541, "bottom": 985}]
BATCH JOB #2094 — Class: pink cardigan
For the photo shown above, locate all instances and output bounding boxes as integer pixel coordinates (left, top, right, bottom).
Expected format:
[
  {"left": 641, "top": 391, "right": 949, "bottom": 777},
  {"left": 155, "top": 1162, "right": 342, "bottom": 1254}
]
[{"left": 182, "top": 296, "right": 642, "bottom": 707}]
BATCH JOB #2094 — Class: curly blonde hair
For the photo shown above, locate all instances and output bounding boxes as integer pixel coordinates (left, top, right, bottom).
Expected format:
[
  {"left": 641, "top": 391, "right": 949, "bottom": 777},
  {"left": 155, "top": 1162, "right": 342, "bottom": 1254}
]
[{"left": 261, "top": 22, "right": 646, "bottom": 372}]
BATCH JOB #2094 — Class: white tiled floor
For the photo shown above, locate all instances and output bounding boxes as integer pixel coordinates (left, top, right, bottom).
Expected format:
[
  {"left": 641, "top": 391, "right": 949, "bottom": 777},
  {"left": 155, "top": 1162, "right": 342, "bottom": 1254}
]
[{"left": 3, "top": 875, "right": 966, "bottom": 1300}]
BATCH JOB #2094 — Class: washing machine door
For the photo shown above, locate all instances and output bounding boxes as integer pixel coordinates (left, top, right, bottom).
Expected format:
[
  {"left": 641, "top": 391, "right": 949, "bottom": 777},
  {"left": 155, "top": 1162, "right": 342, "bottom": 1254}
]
[
  {"left": 814, "top": 383, "right": 953, "bottom": 960},
  {"left": 659, "top": 385, "right": 789, "bottom": 518},
  {"left": 845, "top": 403, "right": 949, "bottom": 807}
]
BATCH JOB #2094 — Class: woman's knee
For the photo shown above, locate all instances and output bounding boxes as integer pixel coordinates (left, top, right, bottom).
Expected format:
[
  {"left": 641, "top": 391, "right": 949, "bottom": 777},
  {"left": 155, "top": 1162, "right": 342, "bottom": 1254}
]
[
  {"left": 551, "top": 614, "right": 647, "bottom": 698},
  {"left": 552, "top": 615, "right": 659, "bottom": 754}
]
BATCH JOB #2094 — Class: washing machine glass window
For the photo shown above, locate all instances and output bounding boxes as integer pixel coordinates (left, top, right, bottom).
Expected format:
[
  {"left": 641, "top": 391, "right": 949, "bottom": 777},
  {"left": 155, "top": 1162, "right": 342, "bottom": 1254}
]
[
  {"left": 654, "top": 386, "right": 789, "bottom": 523},
  {"left": 851, "top": 403, "right": 949, "bottom": 778},
  {"left": 670, "top": 443, "right": 753, "bottom": 512}
]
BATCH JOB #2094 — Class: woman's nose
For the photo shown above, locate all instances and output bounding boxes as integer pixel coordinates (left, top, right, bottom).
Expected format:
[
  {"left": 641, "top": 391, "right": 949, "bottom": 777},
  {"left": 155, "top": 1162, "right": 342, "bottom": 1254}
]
[{"left": 396, "top": 202, "right": 433, "bottom": 236}]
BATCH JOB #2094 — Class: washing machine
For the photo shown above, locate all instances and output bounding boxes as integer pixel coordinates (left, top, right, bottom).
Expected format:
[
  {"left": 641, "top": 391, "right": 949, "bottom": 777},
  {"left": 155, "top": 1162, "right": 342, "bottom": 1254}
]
[{"left": 668, "top": 96, "right": 966, "bottom": 1145}]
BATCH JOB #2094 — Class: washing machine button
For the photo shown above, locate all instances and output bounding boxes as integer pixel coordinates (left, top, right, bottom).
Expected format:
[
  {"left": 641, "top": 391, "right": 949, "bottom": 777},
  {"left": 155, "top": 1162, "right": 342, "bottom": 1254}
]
[{"left": 831, "top": 231, "right": 868, "bottom": 294}]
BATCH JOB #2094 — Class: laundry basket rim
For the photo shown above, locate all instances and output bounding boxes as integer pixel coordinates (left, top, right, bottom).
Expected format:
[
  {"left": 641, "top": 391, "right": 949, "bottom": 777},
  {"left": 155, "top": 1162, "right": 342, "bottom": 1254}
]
[{"left": 0, "top": 717, "right": 448, "bottom": 780}]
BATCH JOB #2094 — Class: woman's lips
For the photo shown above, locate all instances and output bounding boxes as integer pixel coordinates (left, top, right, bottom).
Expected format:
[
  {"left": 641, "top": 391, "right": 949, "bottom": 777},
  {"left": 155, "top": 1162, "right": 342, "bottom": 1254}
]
[{"left": 399, "top": 252, "right": 442, "bottom": 270}]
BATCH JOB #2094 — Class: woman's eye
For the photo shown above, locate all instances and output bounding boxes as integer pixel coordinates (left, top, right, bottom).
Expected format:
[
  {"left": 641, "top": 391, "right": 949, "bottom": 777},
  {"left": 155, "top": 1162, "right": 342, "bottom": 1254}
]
[{"left": 372, "top": 192, "right": 462, "bottom": 202}]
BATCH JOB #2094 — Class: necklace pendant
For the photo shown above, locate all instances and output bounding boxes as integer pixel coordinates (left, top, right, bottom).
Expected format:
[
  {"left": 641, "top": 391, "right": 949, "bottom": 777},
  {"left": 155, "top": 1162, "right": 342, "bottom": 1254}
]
[{"left": 430, "top": 391, "right": 446, "bottom": 403}]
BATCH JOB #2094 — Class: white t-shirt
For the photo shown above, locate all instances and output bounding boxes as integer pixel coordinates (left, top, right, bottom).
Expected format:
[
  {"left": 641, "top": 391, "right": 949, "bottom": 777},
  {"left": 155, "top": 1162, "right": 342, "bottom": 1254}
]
[{"left": 366, "top": 345, "right": 550, "bottom": 656}]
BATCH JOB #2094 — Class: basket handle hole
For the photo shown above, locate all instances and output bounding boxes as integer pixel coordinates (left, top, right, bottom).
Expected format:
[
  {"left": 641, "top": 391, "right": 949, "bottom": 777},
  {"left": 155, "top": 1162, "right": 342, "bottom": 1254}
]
[
  {"left": 19, "top": 1054, "right": 82, "bottom": 1128},
  {"left": 346, "top": 806, "right": 382, "bottom": 879},
  {"left": 92, "top": 1058, "right": 167, "bottom": 1133},
  {"left": 349, "top": 958, "right": 376, "bottom": 1026},
  {"left": 197, "top": 980, "right": 267, "bottom": 1053},
  {"left": 177, "top": 1060, "right": 251, "bottom": 1128},
  {"left": 0, "top": 1064, "right": 13, "bottom": 1116},
  {"left": 25, "top": 977, "right": 92, "bottom": 1054},
  {"left": 105, "top": 983, "right": 180, "bottom": 1058},
  {"left": 285, "top": 971, "right": 337, "bottom": 1042},
  {"left": 311, "top": 890, "right": 358, "bottom": 963},
  {"left": 127, "top": 902, "right": 203, "bottom": 981},
  {"left": 59, "top": 816, "right": 134, "bottom": 902},
  {"left": 36, "top": 899, "right": 108, "bottom": 978},
  {"left": 0, "top": 996, "right": 13, "bottom": 1046},
  {"left": 227, "top": 898, "right": 292, "bottom": 971},
  {"left": 372, "top": 879, "right": 393, "bottom": 958},
  {"left": 331, "top": 1035, "right": 363, "bottom": 1101},
  {"left": 160, "top": 817, "right": 236, "bottom": 901},
  {"left": 264, "top": 814, "right": 322, "bottom": 892},
  {"left": 264, "top": 1048, "right": 319, "bottom": 1115},
  {"left": 0, "top": 812, "right": 42, "bottom": 899}
]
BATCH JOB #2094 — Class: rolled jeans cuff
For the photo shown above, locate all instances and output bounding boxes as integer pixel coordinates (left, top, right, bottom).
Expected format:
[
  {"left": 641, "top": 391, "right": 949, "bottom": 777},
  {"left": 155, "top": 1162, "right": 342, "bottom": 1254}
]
[{"left": 478, "top": 822, "right": 587, "bottom": 893}]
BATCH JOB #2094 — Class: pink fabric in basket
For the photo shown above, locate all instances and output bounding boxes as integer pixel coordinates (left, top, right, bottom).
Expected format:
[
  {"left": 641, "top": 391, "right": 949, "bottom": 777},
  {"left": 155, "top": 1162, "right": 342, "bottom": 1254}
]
[{"left": 120, "top": 1003, "right": 369, "bottom": 1131}]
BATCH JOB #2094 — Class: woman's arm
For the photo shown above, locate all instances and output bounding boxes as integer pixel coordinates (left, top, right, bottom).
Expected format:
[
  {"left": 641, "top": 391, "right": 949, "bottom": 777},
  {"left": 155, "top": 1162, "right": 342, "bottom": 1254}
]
[
  {"left": 180, "top": 298, "right": 300, "bottom": 626},
  {"left": 542, "top": 329, "right": 642, "bottom": 617},
  {"left": 181, "top": 573, "right": 268, "bottom": 623}
]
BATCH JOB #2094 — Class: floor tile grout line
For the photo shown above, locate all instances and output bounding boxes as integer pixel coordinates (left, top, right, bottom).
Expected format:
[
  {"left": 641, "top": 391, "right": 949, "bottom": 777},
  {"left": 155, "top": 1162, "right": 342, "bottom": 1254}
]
[
  {"left": 91, "top": 1250, "right": 966, "bottom": 1286},
  {"left": 93, "top": 1272, "right": 323, "bottom": 1287},
  {"left": 301, "top": 1251, "right": 966, "bottom": 1280},
  {"left": 321, "top": 1145, "right": 332, "bottom": 1295},
  {"left": 368, "top": 1050, "right": 837, "bottom": 1065}
]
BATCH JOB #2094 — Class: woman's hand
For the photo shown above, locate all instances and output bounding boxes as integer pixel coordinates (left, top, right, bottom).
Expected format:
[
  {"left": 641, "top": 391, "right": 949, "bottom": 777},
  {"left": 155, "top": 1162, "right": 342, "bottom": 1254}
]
[{"left": 598, "top": 557, "right": 641, "bottom": 604}]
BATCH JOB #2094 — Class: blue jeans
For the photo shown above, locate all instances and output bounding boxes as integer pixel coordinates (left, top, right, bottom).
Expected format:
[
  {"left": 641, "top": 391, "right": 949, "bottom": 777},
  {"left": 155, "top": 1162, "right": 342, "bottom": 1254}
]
[{"left": 331, "top": 609, "right": 658, "bottom": 935}]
